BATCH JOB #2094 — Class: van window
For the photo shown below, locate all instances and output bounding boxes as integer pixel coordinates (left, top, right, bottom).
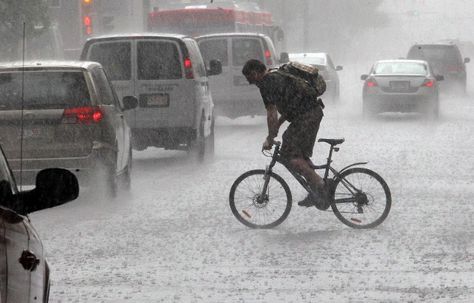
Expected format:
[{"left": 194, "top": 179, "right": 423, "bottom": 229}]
[
  {"left": 232, "top": 38, "right": 264, "bottom": 66},
  {"left": 137, "top": 41, "right": 182, "bottom": 80},
  {"left": 0, "top": 71, "right": 90, "bottom": 110},
  {"left": 199, "top": 39, "right": 228, "bottom": 67},
  {"left": 88, "top": 42, "right": 131, "bottom": 81}
]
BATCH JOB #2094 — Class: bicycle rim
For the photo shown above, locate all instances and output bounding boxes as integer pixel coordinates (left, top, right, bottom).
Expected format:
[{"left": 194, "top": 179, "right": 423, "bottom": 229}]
[
  {"left": 331, "top": 167, "right": 391, "bottom": 229},
  {"left": 229, "top": 170, "right": 292, "bottom": 229}
]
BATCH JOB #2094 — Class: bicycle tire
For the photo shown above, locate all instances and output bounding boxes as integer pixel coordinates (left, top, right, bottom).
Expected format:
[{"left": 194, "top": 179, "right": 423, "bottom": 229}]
[
  {"left": 229, "top": 169, "right": 292, "bottom": 229},
  {"left": 331, "top": 167, "right": 391, "bottom": 229}
]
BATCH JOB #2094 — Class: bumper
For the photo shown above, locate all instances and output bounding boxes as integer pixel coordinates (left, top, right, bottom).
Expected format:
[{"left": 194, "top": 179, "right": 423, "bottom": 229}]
[
  {"left": 213, "top": 97, "right": 266, "bottom": 118},
  {"left": 363, "top": 94, "right": 437, "bottom": 113},
  {"left": 10, "top": 142, "right": 114, "bottom": 186},
  {"left": 131, "top": 127, "right": 196, "bottom": 150}
]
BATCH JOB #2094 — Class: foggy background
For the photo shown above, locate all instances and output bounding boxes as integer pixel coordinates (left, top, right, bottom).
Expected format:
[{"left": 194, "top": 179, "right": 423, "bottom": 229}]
[{"left": 1, "top": 0, "right": 474, "bottom": 302}]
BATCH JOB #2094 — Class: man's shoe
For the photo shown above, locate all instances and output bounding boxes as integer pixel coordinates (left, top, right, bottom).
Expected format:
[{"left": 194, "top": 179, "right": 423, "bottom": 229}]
[
  {"left": 314, "top": 186, "right": 331, "bottom": 211},
  {"left": 297, "top": 194, "right": 315, "bottom": 207}
]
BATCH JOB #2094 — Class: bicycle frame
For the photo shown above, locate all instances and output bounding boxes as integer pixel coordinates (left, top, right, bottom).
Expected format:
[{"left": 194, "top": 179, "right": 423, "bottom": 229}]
[{"left": 261, "top": 142, "right": 369, "bottom": 204}]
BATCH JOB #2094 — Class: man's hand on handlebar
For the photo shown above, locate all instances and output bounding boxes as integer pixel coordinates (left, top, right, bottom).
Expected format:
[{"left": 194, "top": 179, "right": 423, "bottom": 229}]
[{"left": 262, "top": 136, "right": 275, "bottom": 151}]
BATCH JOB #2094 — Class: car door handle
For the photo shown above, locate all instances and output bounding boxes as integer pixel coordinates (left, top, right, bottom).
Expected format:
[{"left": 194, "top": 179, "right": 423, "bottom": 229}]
[{"left": 19, "top": 250, "right": 40, "bottom": 272}]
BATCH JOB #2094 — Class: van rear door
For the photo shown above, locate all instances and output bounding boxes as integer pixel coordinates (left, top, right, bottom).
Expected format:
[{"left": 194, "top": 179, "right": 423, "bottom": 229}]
[
  {"left": 85, "top": 41, "right": 135, "bottom": 124},
  {"left": 229, "top": 37, "right": 265, "bottom": 104},
  {"left": 134, "top": 39, "right": 194, "bottom": 129},
  {"left": 197, "top": 37, "right": 230, "bottom": 111}
]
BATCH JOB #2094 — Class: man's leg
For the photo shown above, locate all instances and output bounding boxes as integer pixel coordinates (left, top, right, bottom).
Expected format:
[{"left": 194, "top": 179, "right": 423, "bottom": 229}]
[{"left": 289, "top": 157, "right": 325, "bottom": 190}]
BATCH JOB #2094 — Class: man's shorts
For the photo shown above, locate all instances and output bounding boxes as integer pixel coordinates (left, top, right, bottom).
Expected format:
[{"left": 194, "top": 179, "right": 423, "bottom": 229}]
[{"left": 280, "top": 106, "right": 323, "bottom": 160}]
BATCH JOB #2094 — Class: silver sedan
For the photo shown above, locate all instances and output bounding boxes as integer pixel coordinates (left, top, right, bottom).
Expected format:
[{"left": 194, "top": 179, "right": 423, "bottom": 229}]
[{"left": 361, "top": 59, "right": 443, "bottom": 118}]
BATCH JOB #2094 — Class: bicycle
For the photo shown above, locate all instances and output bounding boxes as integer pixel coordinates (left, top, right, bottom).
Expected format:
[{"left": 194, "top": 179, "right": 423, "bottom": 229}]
[{"left": 229, "top": 138, "right": 392, "bottom": 229}]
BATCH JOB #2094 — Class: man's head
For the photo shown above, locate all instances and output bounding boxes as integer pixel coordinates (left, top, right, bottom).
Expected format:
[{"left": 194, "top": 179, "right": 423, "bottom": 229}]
[{"left": 242, "top": 59, "right": 267, "bottom": 85}]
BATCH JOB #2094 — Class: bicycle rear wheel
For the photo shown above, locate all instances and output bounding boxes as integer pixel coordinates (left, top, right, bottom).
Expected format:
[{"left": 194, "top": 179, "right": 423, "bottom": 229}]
[
  {"left": 229, "top": 169, "right": 292, "bottom": 229},
  {"left": 331, "top": 167, "right": 391, "bottom": 229}
]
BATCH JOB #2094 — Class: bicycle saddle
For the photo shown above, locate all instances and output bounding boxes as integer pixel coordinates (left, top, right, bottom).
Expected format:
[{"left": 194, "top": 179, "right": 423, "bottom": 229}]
[{"left": 318, "top": 138, "right": 345, "bottom": 146}]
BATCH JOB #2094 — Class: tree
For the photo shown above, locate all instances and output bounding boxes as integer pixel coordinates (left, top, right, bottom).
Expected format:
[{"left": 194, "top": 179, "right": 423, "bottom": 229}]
[{"left": 0, "top": 0, "right": 51, "bottom": 60}]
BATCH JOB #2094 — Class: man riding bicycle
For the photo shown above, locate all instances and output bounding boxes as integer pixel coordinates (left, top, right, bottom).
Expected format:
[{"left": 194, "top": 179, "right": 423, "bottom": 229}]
[{"left": 242, "top": 59, "right": 330, "bottom": 210}]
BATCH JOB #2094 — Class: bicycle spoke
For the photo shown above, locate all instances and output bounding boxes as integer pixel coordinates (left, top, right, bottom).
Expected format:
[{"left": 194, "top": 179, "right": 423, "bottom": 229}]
[
  {"left": 331, "top": 168, "right": 391, "bottom": 229},
  {"left": 230, "top": 171, "right": 291, "bottom": 228}
]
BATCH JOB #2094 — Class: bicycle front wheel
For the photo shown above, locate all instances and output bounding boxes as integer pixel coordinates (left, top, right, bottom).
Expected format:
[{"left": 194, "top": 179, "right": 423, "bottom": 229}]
[
  {"left": 331, "top": 167, "right": 391, "bottom": 229},
  {"left": 229, "top": 169, "right": 292, "bottom": 229}
]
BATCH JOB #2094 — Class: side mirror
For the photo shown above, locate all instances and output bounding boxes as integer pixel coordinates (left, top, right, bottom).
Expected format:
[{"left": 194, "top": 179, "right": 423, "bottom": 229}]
[
  {"left": 361, "top": 74, "right": 368, "bottom": 80},
  {"left": 122, "top": 96, "right": 138, "bottom": 111},
  {"left": 279, "top": 52, "right": 289, "bottom": 64},
  {"left": 335, "top": 65, "right": 343, "bottom": 71},
  {"left": 207, "top": 59, "right": 222, "bottom": 76},
  {"left": 464, "top": 57, "right": 470, "bottom": 63},
  {"left": 16, "top": 168, "right": 79, "bottom": 214},
  {"left": 435, "top": 75, "right": 444, "bottom": 81}
]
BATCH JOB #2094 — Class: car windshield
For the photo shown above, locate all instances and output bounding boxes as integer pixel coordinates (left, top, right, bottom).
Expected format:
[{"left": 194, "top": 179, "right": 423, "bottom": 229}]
[
  {"left": 289, "top": 55, "right": 326, "bottom": 66},
  {"left": 407, "top": 45, "right": 462, "bottom": 66},
  {"left": 232, "top": 38, "right": 264, "bottom": 66},
  {"left": 137, "top": 41, "right": 182, "bottom": 80},
  {"left": 0, "top": 71, "right": 91, "bottom": 110},
  {"left": 198, "top": 39, "right": 229, "bottom": 67},
  {"left": 374, "top": 62, "right": 427, "bottom": 75},
  {"left": 88, "top": 42, "right": 132, "bottom": 81}
]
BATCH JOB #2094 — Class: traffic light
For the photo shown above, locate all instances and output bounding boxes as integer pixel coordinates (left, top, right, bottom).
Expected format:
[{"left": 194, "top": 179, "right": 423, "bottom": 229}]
[{"left": 81, "top": 0, "right": 94, "bottom": 36}]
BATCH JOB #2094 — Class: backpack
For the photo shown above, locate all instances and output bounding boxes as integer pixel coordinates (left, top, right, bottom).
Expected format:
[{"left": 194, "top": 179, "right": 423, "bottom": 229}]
[{"left": 278, "top": 62, "right": 327, "bottom": 97}]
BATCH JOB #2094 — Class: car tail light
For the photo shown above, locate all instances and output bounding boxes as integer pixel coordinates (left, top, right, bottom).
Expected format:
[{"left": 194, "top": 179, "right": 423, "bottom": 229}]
[
  {"left": 366, "top": 79, "right": 378, "bottom": 87},
  {"left": 264, "top": 49, "right": 273, "bottom": 65},
  {"left": 62, "top": 106, "right": 103, "bottom": 124},
  {"left": 422, "top": 79, "right": 434, "bottom": 87},
  {"left": 184, "top": 57, "right": 194, "bottom": 79}
]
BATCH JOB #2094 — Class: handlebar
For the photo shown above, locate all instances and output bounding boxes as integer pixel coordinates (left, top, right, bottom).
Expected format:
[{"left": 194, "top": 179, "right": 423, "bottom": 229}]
[{"left": 262, "top": 140, "right": 281, "bottom": 157}]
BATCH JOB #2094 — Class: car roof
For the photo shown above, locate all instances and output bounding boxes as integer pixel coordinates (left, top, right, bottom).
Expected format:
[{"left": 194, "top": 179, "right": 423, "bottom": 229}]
[
  {"left": 289, "top": 52, "right": 328, "bottom": 58},
  {"left": 195, "top": 32, "right": 270, "bottom": 39},
  {"left": 289, "top": 52, "right": 328, "bottom": 64},
  {"left": 375, "top": 59, "right": 428, "bottom": 65},
  {"left": 0, "top": 60, "right": 101, "bottom": 71},
  {"left": 410, "top": 42, "right": 459, "bottom": 48},
  {"left": 85, "top": 32, "right": 189, "bottom": 42}
]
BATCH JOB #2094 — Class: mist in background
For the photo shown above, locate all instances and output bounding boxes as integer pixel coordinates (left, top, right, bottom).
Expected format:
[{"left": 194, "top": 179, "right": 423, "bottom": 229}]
[{"left": 260, "top": 0, "right": 474, "bottom": 65}]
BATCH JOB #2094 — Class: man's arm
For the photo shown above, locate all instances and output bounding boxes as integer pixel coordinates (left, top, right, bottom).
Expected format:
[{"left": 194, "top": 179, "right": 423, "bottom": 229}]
[{"left": 266, "top": 104, "right": 279, "bottom": 140}]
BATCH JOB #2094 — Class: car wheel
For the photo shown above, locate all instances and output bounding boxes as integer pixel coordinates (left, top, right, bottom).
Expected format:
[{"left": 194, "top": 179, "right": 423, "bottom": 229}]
[
  {"left": 188, "top": 114, "right": 206, "bottom": 162},
  {"left": 97, "top": 151, "right": 117, "bottom": 198},
  {"left": 122, "top": 147, "right": 132, "bottom": 191},
  {"left": 362, "top": 100, "right": 377, "bottom": 118},
  {"left": 206, "top": 116, "right": 215, "bottom": 156}
]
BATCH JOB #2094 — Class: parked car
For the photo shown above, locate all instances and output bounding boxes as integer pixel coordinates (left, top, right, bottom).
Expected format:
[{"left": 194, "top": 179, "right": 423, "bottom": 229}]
[
  {"left": 196, "top": 33, "right": 280, "bottom": 118},
  {"left": 80, "top": 33, "right": 222, "bottom": 159},
  {"left": 288, "top": 52, "right": 343, "bottom": 102},
  {"left": 407, "top": 42, "right": 469, "bottom": 94},
  {"left": 0, "top": 141, "right": 79, "bottom": 302},
  {"left": 361, "top": 59, "right": 443, "bottom": 118},
  {"left": 0, "top": 61, "right": 137, "bottom": 196}
]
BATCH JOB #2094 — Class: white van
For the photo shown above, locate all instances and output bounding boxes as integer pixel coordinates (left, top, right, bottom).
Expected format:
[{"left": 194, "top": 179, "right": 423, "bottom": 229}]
[
  {"left": 80, "top": 34, "right": 221, "bottom": 158},
  {"left": 196, "top": 33, "right": 281, "bottom": 118}
]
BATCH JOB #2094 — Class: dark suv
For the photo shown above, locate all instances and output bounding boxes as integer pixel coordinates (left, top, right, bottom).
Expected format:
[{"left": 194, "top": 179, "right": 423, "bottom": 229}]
[
  {"left": 407, "top": 43, "right": 470, "bottom": 94},
  {"left": 0, "top": 61, "right": 137, "bottom": 196}
]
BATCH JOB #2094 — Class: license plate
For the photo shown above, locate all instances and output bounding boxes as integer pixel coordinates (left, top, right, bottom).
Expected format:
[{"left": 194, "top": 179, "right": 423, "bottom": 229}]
[
  {"left": 390, "top": 81, "right": 409, "bottom": 90},
  {"left": 141, "top": 94, "right": 169, "bottom": 107}
]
